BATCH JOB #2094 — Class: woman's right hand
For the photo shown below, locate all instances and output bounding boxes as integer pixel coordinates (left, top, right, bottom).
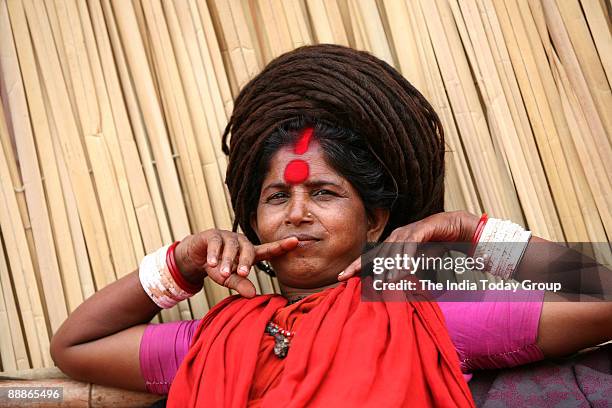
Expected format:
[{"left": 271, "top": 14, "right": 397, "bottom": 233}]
[{"left": 174, "top": 229, "right": 299, "bottom": 298}]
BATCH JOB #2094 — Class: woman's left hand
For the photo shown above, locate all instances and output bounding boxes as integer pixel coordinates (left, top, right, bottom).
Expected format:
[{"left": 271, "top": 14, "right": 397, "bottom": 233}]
[{"left": 338, "top": 210, "right": 481, "bottom": 281}]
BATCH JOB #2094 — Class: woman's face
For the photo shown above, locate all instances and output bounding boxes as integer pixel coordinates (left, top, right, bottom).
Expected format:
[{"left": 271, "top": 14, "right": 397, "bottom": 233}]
[{"left": 251, "top": 141, "right": 388, "bottom": 288}]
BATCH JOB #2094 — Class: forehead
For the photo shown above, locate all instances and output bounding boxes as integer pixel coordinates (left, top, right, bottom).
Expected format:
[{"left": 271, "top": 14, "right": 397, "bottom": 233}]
[{"left": 264, "top": 141, "right": 340, "bottom": 182}]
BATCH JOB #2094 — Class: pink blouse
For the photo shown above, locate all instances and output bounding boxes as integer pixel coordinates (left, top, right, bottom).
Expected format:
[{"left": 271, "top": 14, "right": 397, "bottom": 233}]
[{"left": 140, "top": 290, "right": 545, "bottom": 394}]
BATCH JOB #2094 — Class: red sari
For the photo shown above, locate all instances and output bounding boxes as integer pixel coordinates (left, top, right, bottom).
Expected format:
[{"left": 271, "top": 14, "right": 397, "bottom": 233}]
[{"left": 168, "top": 277, "right": 474, "bottom": 407}]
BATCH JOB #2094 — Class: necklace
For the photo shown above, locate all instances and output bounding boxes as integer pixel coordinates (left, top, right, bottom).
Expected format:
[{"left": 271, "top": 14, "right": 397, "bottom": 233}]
[
  {"left": 265, "top": 321, "right": 294, "bottom": 358},
  {"left": 264, "top": 295, "right": 306, "bottom": 358}
]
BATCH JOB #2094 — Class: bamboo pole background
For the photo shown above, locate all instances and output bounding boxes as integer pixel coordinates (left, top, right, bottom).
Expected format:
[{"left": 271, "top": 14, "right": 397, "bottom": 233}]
[{"left": 0, "top": 0, "right": 609, "bottom": 373}]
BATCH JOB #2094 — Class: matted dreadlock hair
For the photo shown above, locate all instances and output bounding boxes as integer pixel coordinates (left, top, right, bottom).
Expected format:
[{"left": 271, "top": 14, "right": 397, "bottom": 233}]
[{"left": 221, "top": 44, "right": 445, "bottom": 244}]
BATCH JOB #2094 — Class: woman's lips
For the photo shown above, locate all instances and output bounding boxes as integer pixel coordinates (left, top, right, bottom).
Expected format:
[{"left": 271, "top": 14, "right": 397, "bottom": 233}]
[
  {"left": 296, "top": 239, "right": 318, "bottom": 248},
  {"left": 283, "top": 234, "right": 321, "bottom": 248}
]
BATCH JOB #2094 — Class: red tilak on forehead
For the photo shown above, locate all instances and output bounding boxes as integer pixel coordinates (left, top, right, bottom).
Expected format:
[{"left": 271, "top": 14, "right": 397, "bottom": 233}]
[{"left": 283, "top": 127, "right": 314, "bottom": 184}]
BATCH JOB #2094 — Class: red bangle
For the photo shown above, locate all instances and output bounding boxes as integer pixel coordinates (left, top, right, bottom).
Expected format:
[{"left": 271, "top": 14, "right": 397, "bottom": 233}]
[
  {"left": 167, "top": 241, "right": 203, "bottom": 295},
  {"left": 470, "top": 213, "right": 488, "bottom": 255}
]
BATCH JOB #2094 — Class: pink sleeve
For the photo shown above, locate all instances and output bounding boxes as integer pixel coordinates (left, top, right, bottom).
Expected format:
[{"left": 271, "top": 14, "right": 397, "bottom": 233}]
[
  {"left": 139, "top": 319, "right": 200, "bottom": 394},
  {"left": 438, "top": 290, "right": 545, "bottom": 375}
]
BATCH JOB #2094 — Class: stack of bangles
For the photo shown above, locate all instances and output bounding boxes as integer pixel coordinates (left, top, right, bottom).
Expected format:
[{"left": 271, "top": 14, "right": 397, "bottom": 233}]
[
  {"left": 139, "top": 241, "right": 203, "bottom": 309},
  {"left": 470, "top": 213, "right": 532, "bottom": 280}
]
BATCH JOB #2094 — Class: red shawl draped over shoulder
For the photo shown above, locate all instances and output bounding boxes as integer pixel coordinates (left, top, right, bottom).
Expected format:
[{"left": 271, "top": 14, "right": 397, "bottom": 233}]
[{"left": 167, "top": 277, "right": 474, "bottom": 407}]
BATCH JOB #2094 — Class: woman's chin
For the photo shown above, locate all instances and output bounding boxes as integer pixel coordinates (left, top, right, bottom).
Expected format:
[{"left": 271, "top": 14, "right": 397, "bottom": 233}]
[{"left": 274, "top": 262, "right": 332, "bottom": 283}]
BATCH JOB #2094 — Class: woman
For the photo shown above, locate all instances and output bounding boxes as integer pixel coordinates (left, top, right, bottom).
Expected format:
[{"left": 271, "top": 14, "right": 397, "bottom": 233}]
[{"left": 50, "top": 45, "right": 611, "bottom": 407}]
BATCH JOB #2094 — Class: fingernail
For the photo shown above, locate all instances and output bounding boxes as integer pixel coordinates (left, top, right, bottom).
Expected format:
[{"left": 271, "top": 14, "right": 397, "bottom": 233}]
[
  {"left": 209, "top": 256, "right": 217, "bottom": 265},
  {"left": 221, "top": 266, "right": 230, "bottom": 276},
  {"left": 239, "top": 265, "right": 249, "bottom": 274},
  {"left": 338, "top": 271, "right": 344, "bottom": 277}
]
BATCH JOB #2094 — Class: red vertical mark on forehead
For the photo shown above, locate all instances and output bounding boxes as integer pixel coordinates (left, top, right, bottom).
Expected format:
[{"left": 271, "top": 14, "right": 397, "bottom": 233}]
[
  {"left": 294, "top": 127, "right": 313, "bottom": 154},
  {"left": 283, "top": 127, "right": 313, "bottom": 184}
]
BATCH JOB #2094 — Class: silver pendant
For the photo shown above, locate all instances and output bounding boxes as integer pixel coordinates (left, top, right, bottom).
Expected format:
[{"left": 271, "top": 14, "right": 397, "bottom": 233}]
[
  {"left": 266, "top": 322, "right": 291, "bottom": 359},
  {"left": 273, "top": 335, "right": 290, "bottom": 358}
]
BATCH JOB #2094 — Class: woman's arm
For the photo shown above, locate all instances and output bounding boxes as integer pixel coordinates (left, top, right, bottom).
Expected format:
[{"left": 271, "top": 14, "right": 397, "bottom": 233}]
[
  {"left": 50, "top": 230, "right": 298, "bottom": 391},
  {"left": 339, "top": 211, "right": 612, "bottom": 358},
  {"left": 537, "top": 293, "right": 612, "bottom": 357},
  {"left": 49, "top": 270, "right": 156, "bottom": 391}
]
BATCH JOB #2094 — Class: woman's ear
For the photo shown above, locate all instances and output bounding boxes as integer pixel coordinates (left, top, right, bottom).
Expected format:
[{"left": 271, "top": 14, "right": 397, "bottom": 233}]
[
  {"left": 366, "top": 209, "right": 390, "bottom": 241},
  {"left": 250, "top": 213, "right": 259, "bottom": 237}
]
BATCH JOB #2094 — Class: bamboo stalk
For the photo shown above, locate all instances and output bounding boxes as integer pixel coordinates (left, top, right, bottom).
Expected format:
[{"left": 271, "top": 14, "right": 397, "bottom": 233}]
[
  {"left": 353, "top": 0, "right": 395, "bottom": 66},
  {"left": 182, "top": 0, "right": 234, "bottom": 214},
  {"left": 163, "top": 0, "right": 249, "bottom": 308},
  {"left": 405, "top": 0, "right": 481, "bottom": 214},
  {"left": 0, "top": 2, "right": 44, "bottom": 320},
  {"left": 111, "top": 0, "right": 192, "bottom": 240},
  {"left": 18, "top": 0, "right": 117, "bottom": 290},
  {"left": 100, "top": 0, "right": 179, "bottom": 322},
  {"left": 194, "top": 0, "right": 235, "bottom": 118},
  {"left": 418, "top": 0, "right": 524, "bottom": 223},
  {"left": 54, "top": 0, "right": 139, "bottom": 278},
  {"left": 381, "top": 0, "right": 427, "bottom": 92},
  {"left": 306, "top": 0, "right": 348, "bottom": 45},
  {"left": 449, "top": 0, "right": 562, "bottom": 239},
  {"left": 207, "top": 0, "right": 261, "bottom": 94},
  {"left": 141, "top": 0, "right": 230, "bottom": 311},
  {"left": 554, "top": 0, "right": 612, "bottom": 138},
  {"left": 176, "top": 0, "right": 228, "bottom": 168},
  {"left": 552, "top": 52, "right": 612, "bottom": 244},
  {"left": 5, "top": 0, "right": 83, "bottom": 320},
  {"left": 542, "top": 0, "right": 612, "bottom": 236},
  {"left": 579, "top": 0, "right": 612, "bottom": 87},
  {"left": 0, "top": 229, "right": 29, "bottom": 370},
  {"left": 280, "top": 0, "right": 312, "bottom": 49},
  {"left": 0, "top": 89, "right": 50, "bottom": 368},
  {"left": 79, "top": 0, "right": 146, "bottom": 266}
]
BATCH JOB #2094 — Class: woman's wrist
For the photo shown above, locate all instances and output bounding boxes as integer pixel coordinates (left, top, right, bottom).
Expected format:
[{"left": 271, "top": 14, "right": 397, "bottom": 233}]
[
  {"left": 456, "top": 211, "right": 481, "bottom": 243},
  {"left": 174, "top": 238, "right": 206, "bottom": 286}
]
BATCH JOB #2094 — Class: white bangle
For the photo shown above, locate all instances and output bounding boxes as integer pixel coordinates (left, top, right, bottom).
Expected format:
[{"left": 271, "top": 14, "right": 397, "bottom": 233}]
[
  {"left": 139, "top": 244, "right": 193, "bottom": 309},
  {"left": 473, "top": 218, "right": 531, "bottom": 279}
]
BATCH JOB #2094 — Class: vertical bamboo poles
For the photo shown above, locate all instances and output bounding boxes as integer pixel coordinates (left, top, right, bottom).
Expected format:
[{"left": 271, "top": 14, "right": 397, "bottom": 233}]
[
  {"left": 448, "top": 0, "right": 563, "bottom": 240},
  {"left": 0, "top": 91, "right": 50, "bottom": 368},
  {"left": 0, "top": 104, "right": 29, "bottom": 371},
  {"left": 110, "top": 0, "right": 197, "bottom": 320},
  {"left": 0, "top": 233, "right": 30, "bottom": 372},
  {"left": 99, "top": 0, "right": 178, "bottom": 322},
  {"left": 403, "top": 0, "right": 481, "bottom": 215},
  {"left": 306, "top": 0, "right": 349, "bottom": 45},
  {"left": 2, "top": 0, "right": 69, "bottom": 332},
  {"left": 53, "top": 0, "right": 140, "bottom": 278},
  {"left": 139, "top": 0, "right": 228, "bottom": 311},
  {"left": 206, "top": 0, "right": 261, "bottom": 96},
  {"left": 13, "top": 14, "right": 85, "bottom": 312},
  {"left": 542, "top": 0, "right": 612, "bottom": 238},
  {"left": 579, "top": 0, "right": 612, "bottom": 86},
  {"left": 16, "top": 0, "right": 117, "bottom": 291},
  {"left": 487, "top": 0, "right": 600, "bottom": 243},
  {"left": 350, "top": 0, "right": 395, "bottom": 67},
  {"left": 164, "top": 0, "right": 263, "bottom": 301},
  {"left": 554, "top": 0, "right": 612, "bottom": 139},
  {"left": 418, "top": 0, "right": 525, "bottom": 224}
]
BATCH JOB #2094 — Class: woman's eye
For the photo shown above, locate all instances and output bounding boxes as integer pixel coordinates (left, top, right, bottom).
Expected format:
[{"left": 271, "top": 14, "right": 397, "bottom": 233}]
[
  {"left": 267, "top": 192, "right": 288, "bottom": 202},
  {"left": 313, "top": 189, "right": 334, "bottom": 197}
]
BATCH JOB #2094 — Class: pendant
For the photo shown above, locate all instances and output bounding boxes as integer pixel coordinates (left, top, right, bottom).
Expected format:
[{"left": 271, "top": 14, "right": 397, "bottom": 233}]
[
  {"left": 266, "top": 322, "right": 292, "bottom": 359},
  {"left": 273, "top": 335, "right": 290, "bottom": 359}
]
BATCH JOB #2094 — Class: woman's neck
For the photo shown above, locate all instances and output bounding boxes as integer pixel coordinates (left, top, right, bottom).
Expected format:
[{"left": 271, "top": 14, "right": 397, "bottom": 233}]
[{"left": 279, "top": 280, "right": 342, "bottom": 302}]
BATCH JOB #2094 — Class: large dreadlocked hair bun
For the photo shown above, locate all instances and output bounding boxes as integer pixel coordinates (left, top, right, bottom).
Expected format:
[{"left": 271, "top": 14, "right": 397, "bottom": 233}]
[{"left": 222, "top": 44, "right": 445, "bottom": 242}]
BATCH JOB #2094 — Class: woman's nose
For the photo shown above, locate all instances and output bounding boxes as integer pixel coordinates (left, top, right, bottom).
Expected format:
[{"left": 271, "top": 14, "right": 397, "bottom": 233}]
[{"left": 285, "top": 197, "right": 313, "bottom": 226}]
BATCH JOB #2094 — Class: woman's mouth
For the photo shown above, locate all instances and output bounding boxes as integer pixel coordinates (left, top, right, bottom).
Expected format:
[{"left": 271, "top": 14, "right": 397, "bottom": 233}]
[
  {"left": 296, "top": 239, "right": 318, "bottom": 248},
  {"left": 285, "top": 234, "right": 321, "bottom": 248}
]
